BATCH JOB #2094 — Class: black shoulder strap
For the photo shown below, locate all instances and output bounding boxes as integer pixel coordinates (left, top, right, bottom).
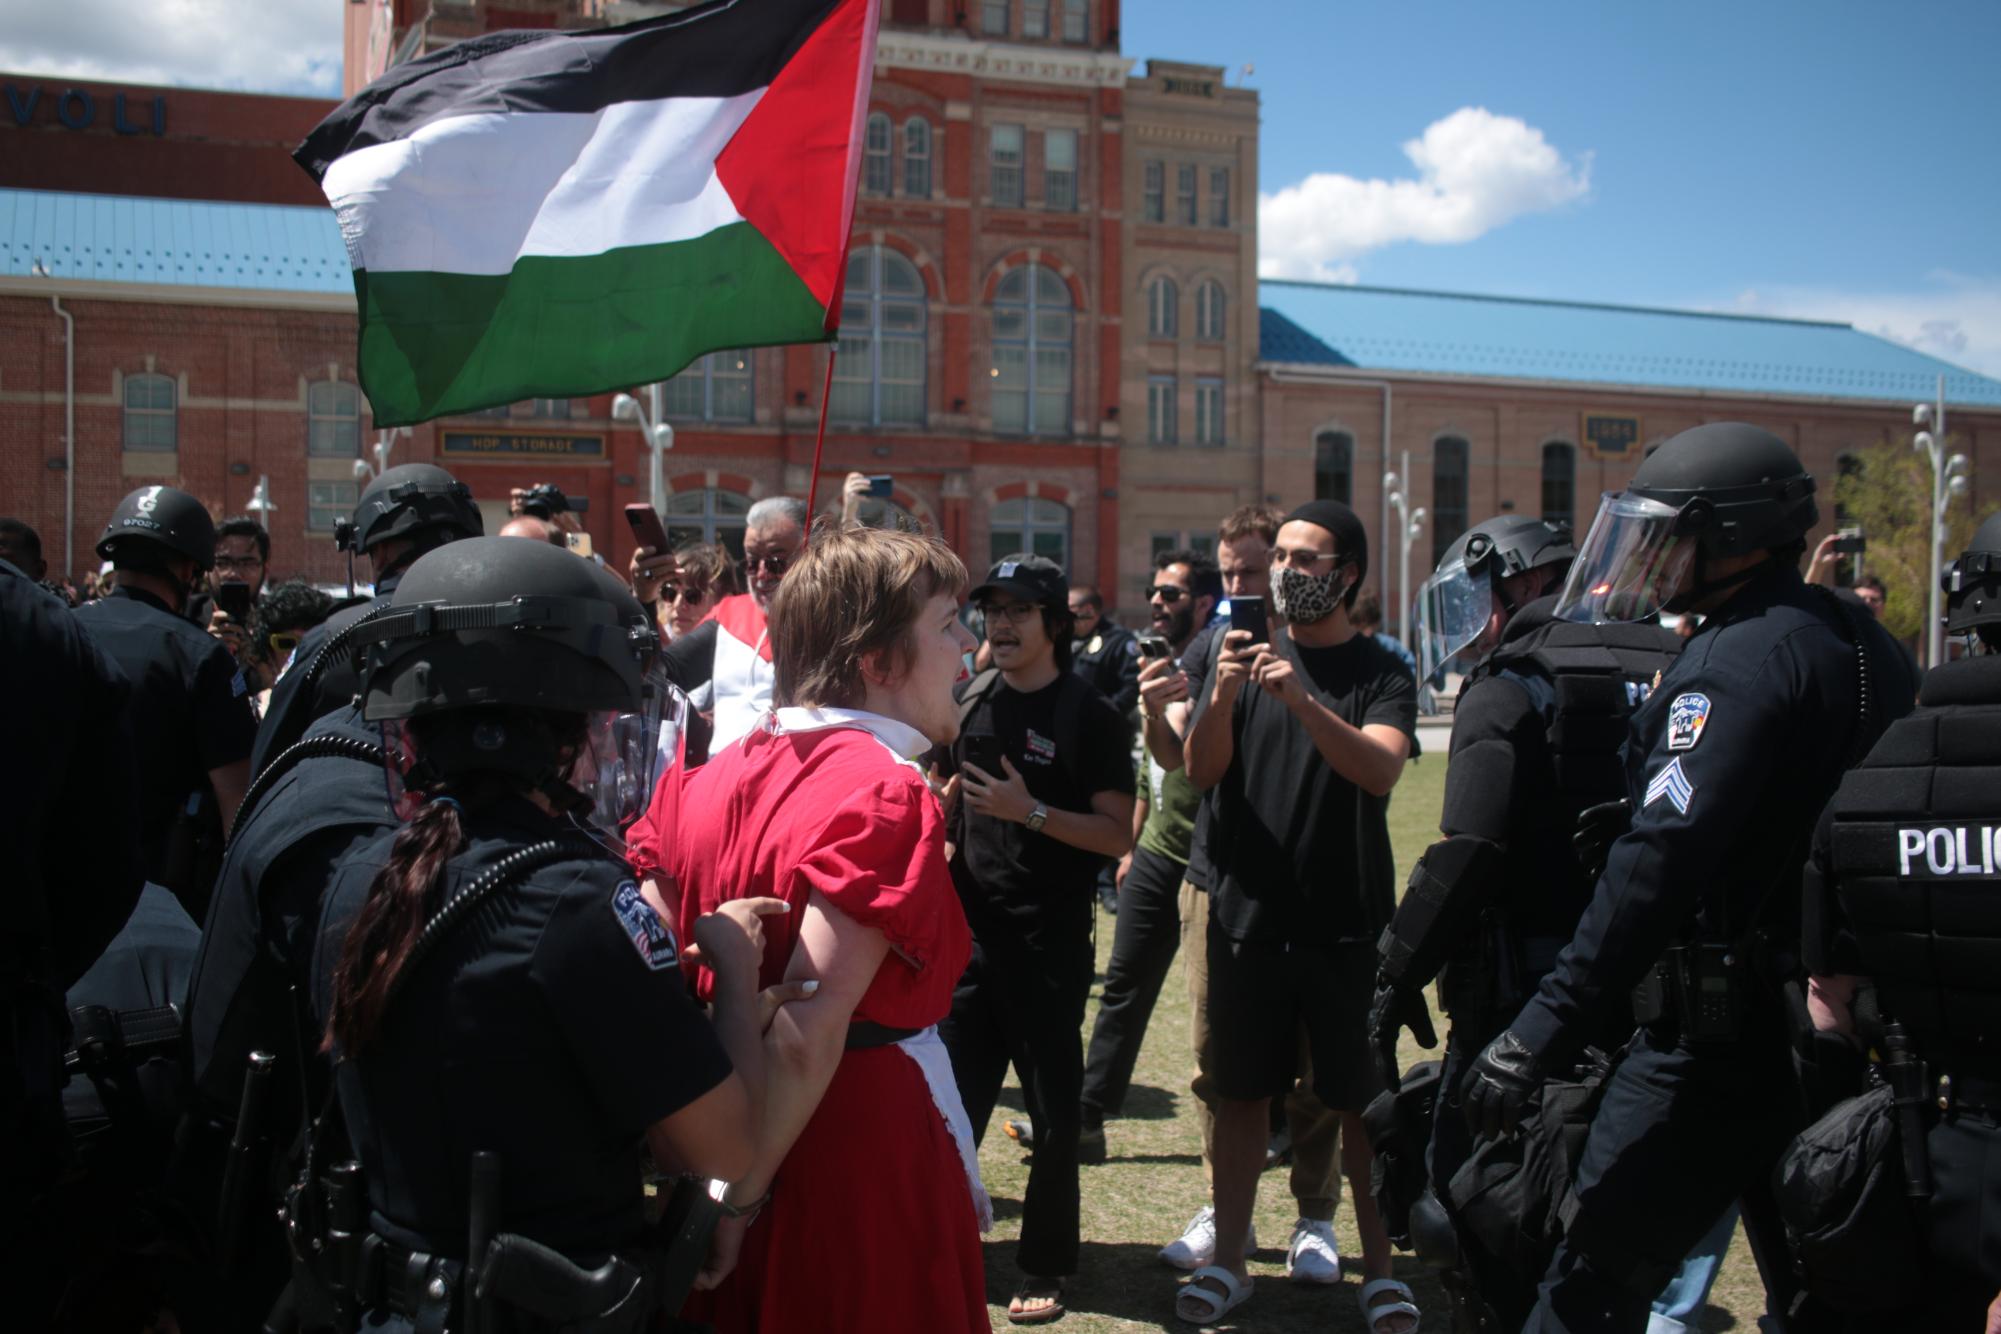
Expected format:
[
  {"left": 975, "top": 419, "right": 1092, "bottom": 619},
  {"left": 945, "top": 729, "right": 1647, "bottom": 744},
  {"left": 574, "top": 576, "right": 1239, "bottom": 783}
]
[
  {"left": 226, "top": 731, "right": 390, "bottom": 846},
  {"left": 955, "top": 667, "right": 1002, "bottom": 734}
]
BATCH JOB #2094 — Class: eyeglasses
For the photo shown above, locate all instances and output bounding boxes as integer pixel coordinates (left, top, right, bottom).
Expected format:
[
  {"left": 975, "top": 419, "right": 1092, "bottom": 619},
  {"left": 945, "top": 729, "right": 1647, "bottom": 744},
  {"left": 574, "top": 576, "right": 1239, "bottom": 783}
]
[
  {"left": 267, "top": 631, "right": 301, "bottom": 654},
  {"left": 1271, "top": 548, "right": 1342, "bottom": 571},
  {"left": 215, "top": 556, "right": 265, "bottom": 573},
  {"left": 745, "top": 552, "right": 791, "bottom": 576},
  {"left": 1145, "top": 585, "right": 1188, "bottom": 603},
  {"left": 980, "top": 602, "right": 1044, "bottom": 625},
  {"left": 664, "top": 584, "right": 712, "bottom": 605}
]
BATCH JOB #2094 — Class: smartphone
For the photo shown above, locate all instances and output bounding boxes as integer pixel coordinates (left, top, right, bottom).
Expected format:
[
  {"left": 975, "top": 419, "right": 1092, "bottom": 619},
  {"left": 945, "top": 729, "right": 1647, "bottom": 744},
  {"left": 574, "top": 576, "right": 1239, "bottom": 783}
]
[
  {"left": 624, "top": 501, "right": 670, "bottom": 554},
  {"left": 866, "top": 474, "right": 894, "bottom": 499},
  {"left": 962, "top": 733, "right": 1004, "bottom": 777},
  {"left": 1833, "top": 528, "right": 1867, "bottom": 556},
  {"left": 566, "top": 531, "right": 595, "bottom": 560},
  {"left": 215, "top": 580, "right": 253, "bottom": 622},
  {"left": 1138, "top": 635, "right": 1174, "bottom": 660},
  {"left": 1228, "top": 595, "right": 1268, "bottom": 647}
]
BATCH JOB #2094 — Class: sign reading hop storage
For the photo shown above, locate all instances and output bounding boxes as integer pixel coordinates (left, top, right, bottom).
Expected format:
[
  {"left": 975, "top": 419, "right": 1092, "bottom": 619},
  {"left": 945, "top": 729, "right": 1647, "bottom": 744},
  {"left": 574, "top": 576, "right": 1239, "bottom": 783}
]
[{"left": 294, "top": 0, "right": 882, "bottom": 426}]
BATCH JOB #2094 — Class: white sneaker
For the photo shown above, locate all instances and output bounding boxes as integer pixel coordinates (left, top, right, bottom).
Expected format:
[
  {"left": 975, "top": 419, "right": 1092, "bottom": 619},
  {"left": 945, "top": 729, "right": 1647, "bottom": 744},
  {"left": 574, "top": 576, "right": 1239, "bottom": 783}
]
[
  {"left": 1286, "top": 1217, "right": 1342, "bottom": 1284},
  {"left": 1157, "top": 1205, "right": 1256, "bottom": 1271}
]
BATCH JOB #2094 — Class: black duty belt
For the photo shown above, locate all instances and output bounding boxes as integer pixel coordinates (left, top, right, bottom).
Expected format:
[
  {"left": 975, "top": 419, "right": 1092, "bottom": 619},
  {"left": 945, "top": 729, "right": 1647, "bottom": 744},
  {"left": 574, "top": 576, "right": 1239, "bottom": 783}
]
[
  {"left": 1936, "top": 1072, "right": 2001, "bottom": 1115},
  {"left": 845, "top": 1021, "right": 921, "bottom": 1050},
  {"left": 64, "top": 1002, "right": 182, "bottom": 1073}
]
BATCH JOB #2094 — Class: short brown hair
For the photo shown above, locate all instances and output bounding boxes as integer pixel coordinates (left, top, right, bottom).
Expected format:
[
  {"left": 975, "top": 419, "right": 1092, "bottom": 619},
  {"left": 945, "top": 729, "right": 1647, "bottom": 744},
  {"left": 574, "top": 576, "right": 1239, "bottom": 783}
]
[
  {"left": 1351, "top": 590, "right": 1383, "bottom": 630},
  {"left": 1219, "top": 504, "right": 1284, "bottom": 545},
  {"left": 771, "top": 527, "right": 968, "bottom": 709},
  {"left": 671, "top": 541, "right": 740, "bottom": 597}
]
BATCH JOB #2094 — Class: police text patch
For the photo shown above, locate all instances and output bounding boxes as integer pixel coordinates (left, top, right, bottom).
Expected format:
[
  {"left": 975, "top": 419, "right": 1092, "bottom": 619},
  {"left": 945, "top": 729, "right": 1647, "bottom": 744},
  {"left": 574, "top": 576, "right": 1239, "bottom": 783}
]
[
  {"left": 610, "top": 881, "right": 678, "bottom": 971},
  {"left": 1897, "top": 825, "right": 2001, "bottom": 878},
  {"left": 1667, "top": 693, "right": 1710, "bottom": 751},
  {"left": 1644, "top": 756, "right": 1694, "bottom": 815}
]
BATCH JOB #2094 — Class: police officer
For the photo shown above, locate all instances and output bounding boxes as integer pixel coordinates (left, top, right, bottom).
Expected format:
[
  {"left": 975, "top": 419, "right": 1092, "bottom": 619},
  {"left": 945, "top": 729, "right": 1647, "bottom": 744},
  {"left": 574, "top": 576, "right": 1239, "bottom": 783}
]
[
  {"left": 1069, "top": 584, "right": 1142, "bottom": 718},
  {"left": 1798, "top": 511, "right": 2001, "bottom": 1329},
  {"left": 296, "top": 536, "right": 765, "bottom": 1333},
  {"left": 250, "top": 462, "right": 482, "bottom": 776},
  {"left": 76, "top": 485, "right": 259, "bottom": 919},
  {"left": 1370, "top": 515, "right": 1681, "bottom": 1331},
  {"left": 1458, "top": 424, "right": 1919, "bottom": 1331}
]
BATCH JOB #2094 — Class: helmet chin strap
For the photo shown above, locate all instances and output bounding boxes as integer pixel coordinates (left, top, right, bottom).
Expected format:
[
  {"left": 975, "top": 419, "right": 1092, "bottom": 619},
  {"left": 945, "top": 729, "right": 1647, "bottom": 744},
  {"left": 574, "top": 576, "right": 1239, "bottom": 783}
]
[{"left": 1662, "top": 551, "right": 1773, "bottom": 615}]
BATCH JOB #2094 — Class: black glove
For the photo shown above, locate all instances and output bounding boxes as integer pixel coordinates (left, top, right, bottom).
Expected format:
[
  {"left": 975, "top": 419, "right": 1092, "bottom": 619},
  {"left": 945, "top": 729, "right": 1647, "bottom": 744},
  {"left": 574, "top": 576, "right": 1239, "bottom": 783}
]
[
  {"left": 1461, "top": 1029, "right": 1542, "bottom": 1140},
  {"left": 1368, "top": 981, "right": 1439, "bottom": 1093},
  {"left": 1573, "top": 798, "right": 1632, "bottom": 884}
]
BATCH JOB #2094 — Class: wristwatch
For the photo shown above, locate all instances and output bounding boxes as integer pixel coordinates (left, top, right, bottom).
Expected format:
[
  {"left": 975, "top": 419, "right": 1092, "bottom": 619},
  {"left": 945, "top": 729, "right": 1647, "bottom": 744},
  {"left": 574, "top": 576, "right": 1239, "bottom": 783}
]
[{"left": 1025, "top": 802, "right": 1049, "bottom": 833}]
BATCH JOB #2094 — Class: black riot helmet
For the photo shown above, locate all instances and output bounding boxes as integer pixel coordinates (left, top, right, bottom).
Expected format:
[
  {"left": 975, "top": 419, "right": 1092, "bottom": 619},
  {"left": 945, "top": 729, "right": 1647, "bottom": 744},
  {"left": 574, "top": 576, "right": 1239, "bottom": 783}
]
[
  {"left": 1416, "top": 515, "right": 1576, "bottom": 681},
  {"left": 335, "top": 463, "right": 482, "bottom": 559},
  {"left": 356, "top": 537, "right": 675, "bottom": 838},
  {"left": 1555, "top": 423, "right": 1817, "bottom": 623},
  {"left": 97, "top": 485, "right": 217, "bottom": 571},
  {"left": 1944, "top": 511, "right": 2001, "bottom": 644}
]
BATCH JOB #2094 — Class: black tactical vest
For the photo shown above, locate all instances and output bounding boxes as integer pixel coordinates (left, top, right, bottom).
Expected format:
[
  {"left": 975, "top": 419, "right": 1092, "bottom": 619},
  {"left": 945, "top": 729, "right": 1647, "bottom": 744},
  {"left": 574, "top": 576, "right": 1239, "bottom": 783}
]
[{"left": 1823, "top": 654, "right": 2001, "bottom": 1073}]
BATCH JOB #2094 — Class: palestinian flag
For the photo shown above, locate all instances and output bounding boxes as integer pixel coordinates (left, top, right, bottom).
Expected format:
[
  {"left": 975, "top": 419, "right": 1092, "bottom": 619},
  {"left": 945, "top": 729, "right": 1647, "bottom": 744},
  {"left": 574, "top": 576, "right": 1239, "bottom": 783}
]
[{"left": 295, "top": 0, "right": 879, "bottom": 426}]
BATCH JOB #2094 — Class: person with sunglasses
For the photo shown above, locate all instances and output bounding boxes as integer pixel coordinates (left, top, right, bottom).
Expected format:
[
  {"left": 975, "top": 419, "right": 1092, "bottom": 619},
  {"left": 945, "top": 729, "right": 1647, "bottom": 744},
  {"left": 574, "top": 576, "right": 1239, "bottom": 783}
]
[
  {"left": 653, "top": 497, "right": 808, "bottom": 761},
  {"left": 661, "top": 542, "right": 740, "bottom": 641},
  {"left": 239, "top": 579, "right": 337, "bottom": 711}
]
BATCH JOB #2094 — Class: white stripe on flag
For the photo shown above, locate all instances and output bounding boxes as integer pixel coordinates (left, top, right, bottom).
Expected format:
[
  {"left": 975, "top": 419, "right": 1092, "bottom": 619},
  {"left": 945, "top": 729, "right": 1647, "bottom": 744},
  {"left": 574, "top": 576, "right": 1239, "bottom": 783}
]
[{"left": 321, "top": 91, "right": 764, "bottom": 276}]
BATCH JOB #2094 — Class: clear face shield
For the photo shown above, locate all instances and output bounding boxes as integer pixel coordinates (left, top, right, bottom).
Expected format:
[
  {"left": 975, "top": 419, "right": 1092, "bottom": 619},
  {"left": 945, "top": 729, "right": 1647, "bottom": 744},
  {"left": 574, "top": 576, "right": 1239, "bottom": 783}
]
[
  {"left": 1553, "top": 492, "right": 1699, "bottom": 624},
  {"left": 571, "top": 661, "right": 688, "bottom": 852},
  {"left": 1415, "top": 557, "right": 1496, "bottom": 685}
]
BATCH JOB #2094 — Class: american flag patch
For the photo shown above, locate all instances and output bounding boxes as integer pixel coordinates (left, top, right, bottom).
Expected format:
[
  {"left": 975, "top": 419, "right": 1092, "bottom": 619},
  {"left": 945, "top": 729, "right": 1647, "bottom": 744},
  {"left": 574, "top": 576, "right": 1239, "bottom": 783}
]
[{"left": 1644, "top": 756, "right": 1694, "bottom": 816}]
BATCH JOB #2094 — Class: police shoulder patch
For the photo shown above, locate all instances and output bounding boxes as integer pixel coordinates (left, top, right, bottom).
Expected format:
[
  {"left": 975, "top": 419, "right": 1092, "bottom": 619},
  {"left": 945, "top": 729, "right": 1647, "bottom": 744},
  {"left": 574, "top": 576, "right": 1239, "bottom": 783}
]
[
  {"left": 1667, "top": 692, "right": 1710, "bottom": 751},
  {"left": 231, "top": 669, "right": 249, "bottom": 698},
  {"left": 610, "top": 881, "right": 677, "bottom": 972}
]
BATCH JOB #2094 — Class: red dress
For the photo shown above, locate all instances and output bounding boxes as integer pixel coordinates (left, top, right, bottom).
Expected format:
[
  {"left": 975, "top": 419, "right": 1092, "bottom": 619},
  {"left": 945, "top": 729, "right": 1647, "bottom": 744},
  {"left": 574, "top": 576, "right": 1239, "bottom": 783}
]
[{"left": 655, "top": 711, "right": 989, "bottom": 1334}]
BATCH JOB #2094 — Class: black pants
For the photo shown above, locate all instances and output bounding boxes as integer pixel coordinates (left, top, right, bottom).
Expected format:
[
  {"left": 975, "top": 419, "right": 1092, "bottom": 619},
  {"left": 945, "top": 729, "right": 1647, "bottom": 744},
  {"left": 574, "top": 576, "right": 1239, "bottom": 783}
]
[
  {"left": 941, "top": 916, "right": 1094, "bottom": 1279},
  {"left": 1079, "top": 847, "right": 1185, "bottom": 1126},
  {"left": 1524, "top": 1026, "right": 1806, "bottom": 1333},
  {"left": 1429, "top": 1025, "right": 1541, "bottom": 1332}
]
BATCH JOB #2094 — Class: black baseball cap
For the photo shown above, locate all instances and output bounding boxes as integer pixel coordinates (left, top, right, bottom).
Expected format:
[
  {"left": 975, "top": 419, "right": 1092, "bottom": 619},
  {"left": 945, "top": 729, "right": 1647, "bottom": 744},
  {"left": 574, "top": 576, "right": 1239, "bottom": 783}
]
[{"left": 970, "top": 553, "right": 1068, "bottom": 608}]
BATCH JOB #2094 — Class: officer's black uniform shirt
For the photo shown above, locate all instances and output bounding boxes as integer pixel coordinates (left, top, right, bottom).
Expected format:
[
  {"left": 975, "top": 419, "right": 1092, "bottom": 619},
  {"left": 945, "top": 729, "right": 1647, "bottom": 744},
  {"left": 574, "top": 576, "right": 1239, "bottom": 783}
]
[
  {"left": 1072, "top": 619, "right": 1141, "bottom": 716},
  {"left": 1513, "top": 563, "right": 1918, "bottom": 1066},
  {"left": 75, "top": 584, "right": 258, "bottom": 889},
  {"left": 64, "top": 882, "right": 201, "bottom": 1129},
  {"left": 313, "top": 798, "right": 732, "bottom": 1256},
  {"left": 0, "top": 562, "right": 143, "bottom": 987},
  {"left": 946, "top": 675, "right": 1136, "bottom": 934},
  {"left": 187, "top": 705, "right": 394, "bottom": 1116},
  {"left": 249, "top": 575, "right": 400, "bottom": 777},
  {"left": 1189, "top": 629, "right": 1418, "bottom": 947}
]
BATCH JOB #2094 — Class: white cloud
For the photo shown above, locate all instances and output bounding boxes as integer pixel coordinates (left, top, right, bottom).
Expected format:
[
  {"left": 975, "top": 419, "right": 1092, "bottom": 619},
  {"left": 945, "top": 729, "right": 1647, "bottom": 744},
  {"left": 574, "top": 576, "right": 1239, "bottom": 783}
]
[
  {"left": 0, "top": 0, "right": 342, "bottom": 98},
  {"left": 1725, "top": 273, "right": 2001, "bottom": 380},
  {"left": 1258, "top": 107, "right": 1592, "bottom": 282}
]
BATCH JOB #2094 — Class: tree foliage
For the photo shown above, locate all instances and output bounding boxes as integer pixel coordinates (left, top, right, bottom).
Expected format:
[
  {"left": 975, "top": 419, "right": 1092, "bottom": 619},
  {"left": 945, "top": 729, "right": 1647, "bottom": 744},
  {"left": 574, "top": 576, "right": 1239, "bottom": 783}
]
[{"left": 1831, "top": 436, "right": 1979, "bottom": 644}]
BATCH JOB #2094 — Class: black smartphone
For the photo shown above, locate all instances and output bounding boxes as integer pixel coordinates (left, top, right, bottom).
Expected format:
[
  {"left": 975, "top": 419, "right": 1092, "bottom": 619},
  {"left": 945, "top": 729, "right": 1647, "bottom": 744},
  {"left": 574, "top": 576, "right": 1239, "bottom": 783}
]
[
  {"left": 1228, "top": 595, "right": 1268, "bottom": 647},
  {"left": 624, "top": 501, "right": 670, "bottom": 553},
  {"left": 1833, "top": 528, "right": 1867, "bottom": 555},
  {"left": 1138, "top": 635, "right": 1173, "bottom": 660},
  {"left": 215, "top": 580, "right": 253, "bottom": 622},
  {"left": 962, "top": 733, "right": 1004, "bottom": 777},
  {"left": 866, "top": 473, "right": 894, "bottom": 499}
]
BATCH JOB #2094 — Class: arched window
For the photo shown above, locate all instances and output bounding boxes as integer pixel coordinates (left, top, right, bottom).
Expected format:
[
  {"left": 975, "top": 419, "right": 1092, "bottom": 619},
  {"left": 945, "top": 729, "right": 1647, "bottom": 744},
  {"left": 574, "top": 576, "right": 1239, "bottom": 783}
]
[
  {"left": 1541, "top": 442, "right": 1576, "bottom": 529},
  {"left": 1432, "top": 435, "right": 1470, "bottom": 565},
  {"left": 664, "top": 350, "right": 754, "bottom": 422},
  {"left": 863, "top": 112, "right": 891, "bottom": 196},
  {"left": 123, "top": 372, "right": 176, "bottom": 451},
  {"left": 832, "top": 245, "right": 926, "bottom": 427},
  {"left": 307, "top": 380, "right": 362, "bottom": 456},
  {"left": 903, "top": 118, "right": 931, "bottom": 199},
  {"left": 665, "top": 488, "right": 752, "bottom": 562},
  {"left": 1195, "top": 280, "right": 1226, "bottom": 341},
  {"left": 1146, "top": 275, "right": 1178, "bottom": 338},
  {"left": 1314, "top": 430, "right": 1353, "bottom": 504},
  {"left": 991, "top": 264, "right": 1074, "bottom": 436},
  {"left": 989, "top": 496, "right": 1071, "bottom": 567}
]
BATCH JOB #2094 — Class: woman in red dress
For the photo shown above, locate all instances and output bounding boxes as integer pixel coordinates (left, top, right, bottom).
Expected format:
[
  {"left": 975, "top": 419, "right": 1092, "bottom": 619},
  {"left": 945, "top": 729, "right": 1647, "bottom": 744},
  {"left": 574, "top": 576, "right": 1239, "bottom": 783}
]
[{"left": 631, "top": 526, "right": 990, "bottom": 1333}]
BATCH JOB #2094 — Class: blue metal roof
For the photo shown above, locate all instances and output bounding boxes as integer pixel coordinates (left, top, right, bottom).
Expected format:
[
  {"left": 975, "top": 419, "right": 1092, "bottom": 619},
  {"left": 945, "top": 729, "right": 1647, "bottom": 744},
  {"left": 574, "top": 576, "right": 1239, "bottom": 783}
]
[
  {"left": 0, "top": 188, "right": 351, "bottom": 294},
  {"left": 1260, "top": 279, "right": 2001, "bottom": 408}
]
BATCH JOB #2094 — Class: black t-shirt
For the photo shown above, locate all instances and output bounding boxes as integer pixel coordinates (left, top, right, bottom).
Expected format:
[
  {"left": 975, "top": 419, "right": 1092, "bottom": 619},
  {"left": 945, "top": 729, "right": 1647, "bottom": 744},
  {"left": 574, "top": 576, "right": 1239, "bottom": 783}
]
[
  {"left": 314, "top": 798, "right": 731, "bottom": 1257},
  {"left": 1180, "top": 620, "right": 1228, "bottom": 893},
  {"left": 1190, "top": 630, "right": 1417, "bottom": 946},
  {"left": 946, "top": 673, "right": 1137, "bottom": 931},
  {"left": 75, "top": 586, "right": 259, "bottom": 887}
]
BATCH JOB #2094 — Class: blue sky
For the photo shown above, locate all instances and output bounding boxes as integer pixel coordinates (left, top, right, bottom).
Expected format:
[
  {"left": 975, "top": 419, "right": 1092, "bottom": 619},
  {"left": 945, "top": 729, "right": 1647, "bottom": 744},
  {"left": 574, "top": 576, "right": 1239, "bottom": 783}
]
[{"left": 4, "top": 0, "right": 1996, "bottom": 373}]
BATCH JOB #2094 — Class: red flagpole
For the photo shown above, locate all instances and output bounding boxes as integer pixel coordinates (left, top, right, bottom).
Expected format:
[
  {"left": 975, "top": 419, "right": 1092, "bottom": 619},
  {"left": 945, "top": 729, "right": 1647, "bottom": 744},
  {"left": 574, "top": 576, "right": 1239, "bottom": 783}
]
[{"left": 803, "top": 344, "right": 838, "bottom": 535}]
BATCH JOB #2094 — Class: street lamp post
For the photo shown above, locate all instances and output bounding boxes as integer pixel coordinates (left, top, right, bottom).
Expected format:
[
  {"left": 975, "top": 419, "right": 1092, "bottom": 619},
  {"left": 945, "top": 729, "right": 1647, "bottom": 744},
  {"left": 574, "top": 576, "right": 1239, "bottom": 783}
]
[
  {"left": 245, "top": 475, "right": 276, "bottom": 521},
  {"left": 611, "top": 390, "right": 675, "bottom": 514},
  {"left": 1384, "top": 459, "right": 1426, "bottom": 655},
  {"left": 1914, "top": 373, "right": 1971, "bottom": 669},
  {"left": 353, "top": 425, "right": 412, "bottom": 482}
]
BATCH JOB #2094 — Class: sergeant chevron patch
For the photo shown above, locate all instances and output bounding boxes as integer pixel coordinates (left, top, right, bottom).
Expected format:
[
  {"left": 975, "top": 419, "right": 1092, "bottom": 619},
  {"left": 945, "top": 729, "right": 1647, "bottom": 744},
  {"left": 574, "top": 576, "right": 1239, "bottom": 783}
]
[{"left": 1645, "top": 756, "right": 1694, "bottom": 815}]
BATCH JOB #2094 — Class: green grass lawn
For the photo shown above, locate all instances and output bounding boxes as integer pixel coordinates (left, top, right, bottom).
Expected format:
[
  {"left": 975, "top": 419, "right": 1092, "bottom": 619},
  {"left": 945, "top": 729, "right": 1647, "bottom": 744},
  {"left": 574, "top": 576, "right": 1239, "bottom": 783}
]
[{"left": 973, "top": 750, "right": 1767, "bottom": 1331}]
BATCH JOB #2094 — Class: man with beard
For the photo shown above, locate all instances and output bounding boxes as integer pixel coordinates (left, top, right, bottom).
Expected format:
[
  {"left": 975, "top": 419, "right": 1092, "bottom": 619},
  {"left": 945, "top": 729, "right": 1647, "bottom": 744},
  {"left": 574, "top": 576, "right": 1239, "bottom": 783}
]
[{"left": 1177, "top": 501, "right": 1421, "bottom": 1332}]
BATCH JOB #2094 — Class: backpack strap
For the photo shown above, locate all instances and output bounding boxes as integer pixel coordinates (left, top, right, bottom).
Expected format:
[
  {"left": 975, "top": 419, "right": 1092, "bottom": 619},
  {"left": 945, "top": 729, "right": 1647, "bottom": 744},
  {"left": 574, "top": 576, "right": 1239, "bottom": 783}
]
[{"left": 955, "top": 667, "right": 1002, "bottom": 737}]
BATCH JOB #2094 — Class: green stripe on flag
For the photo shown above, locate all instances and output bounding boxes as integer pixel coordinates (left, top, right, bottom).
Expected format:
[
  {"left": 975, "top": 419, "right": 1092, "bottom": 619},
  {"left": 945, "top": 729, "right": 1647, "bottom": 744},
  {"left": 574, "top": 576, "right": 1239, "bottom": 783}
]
[{"left": 353, "top": 220, "right": 828, "bottom": 425}]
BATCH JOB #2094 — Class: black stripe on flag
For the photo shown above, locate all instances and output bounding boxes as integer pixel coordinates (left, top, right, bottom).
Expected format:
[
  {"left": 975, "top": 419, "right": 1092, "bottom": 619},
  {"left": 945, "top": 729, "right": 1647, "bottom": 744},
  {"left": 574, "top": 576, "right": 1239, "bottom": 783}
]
[{"left": 296, "top": 0, "right": 847, "bottom": 182}]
